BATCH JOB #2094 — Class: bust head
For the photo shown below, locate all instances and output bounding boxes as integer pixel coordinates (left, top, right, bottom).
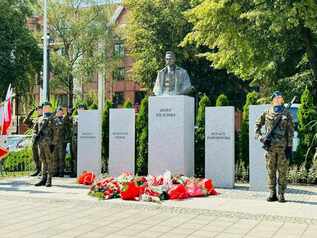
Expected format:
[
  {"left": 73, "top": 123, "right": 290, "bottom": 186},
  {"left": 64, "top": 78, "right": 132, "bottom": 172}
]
[{"left": 165, "top": 51, "right": 176, "bottom": 67}]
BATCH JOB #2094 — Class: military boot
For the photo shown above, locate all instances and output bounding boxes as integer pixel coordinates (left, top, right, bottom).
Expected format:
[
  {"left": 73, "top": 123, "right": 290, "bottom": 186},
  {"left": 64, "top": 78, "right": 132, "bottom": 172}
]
[
  {"left": 267, "top": 190, "right": 278, "bottom": 202},
  {"left": 278, "top": 193, "right": 286, "bottom": 203},
  {"left": 35, "top": 175, "right": 47, "bottom": 186},
  {"left": 30, "top": 169, "right": 41, "bottom": 177},
  {"left": 45, "top": 175, "right": 52, "bottom": 187}
]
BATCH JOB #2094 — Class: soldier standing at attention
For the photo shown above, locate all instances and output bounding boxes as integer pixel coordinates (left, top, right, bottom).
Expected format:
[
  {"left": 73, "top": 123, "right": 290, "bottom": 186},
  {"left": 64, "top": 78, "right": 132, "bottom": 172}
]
[
  {"left": 35, "top": 102, "right": 57, "bottom": 187},
  {"left": 53, "top": 107, "right": 66, "bottom": 177},
  {"left": 24, "top": 105, "right": 43, "bottom": 176},
  {"left": 255, "top": 91, "right": 294, "bottom": 202},
  {"left": 70, "top": 104, "right": 87, "bottom": 177}
]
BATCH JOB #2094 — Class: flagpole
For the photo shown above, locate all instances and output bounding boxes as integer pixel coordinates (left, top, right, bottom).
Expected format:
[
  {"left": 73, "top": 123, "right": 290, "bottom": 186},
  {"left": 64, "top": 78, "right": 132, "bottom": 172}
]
[{"left": 43, "top": 0, "right": 48, "bottom": 103}]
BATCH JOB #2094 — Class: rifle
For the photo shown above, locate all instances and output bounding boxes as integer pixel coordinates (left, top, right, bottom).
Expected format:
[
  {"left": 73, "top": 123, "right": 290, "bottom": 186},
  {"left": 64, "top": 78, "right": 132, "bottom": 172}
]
[{"left": 262, "top": 96, "right": 297, "bottom": 151}]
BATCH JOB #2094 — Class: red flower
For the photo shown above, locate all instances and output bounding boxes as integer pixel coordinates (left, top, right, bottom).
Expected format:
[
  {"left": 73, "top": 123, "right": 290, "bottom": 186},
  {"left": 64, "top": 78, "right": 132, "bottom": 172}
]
[
  {"left": 78, "top": 171, "right": 96, "bottom": 185},
  {"left": 120, "top": 181, "right": 142, "bottom": 200},
  {"left": 168, "top": 184, "right": 189, "bottom": 200}
]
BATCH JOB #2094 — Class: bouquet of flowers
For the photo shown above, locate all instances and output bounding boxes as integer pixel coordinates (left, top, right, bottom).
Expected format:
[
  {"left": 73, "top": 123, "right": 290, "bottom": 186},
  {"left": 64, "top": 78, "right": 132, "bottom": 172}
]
[
  {"left": 89, "top": 171, "right": 218, "bottom": 202},
  {"left": 77, "top": 171, "right": 96, "bottom": 185}
]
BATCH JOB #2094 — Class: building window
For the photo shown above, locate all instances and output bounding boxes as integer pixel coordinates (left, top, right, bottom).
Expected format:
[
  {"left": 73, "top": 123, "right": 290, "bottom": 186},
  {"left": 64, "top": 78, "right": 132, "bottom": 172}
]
[
  {"left": 113, "top": 67, "right": 125, "bottom": 81},
  {"left": 113, "top": 92, "right": 125, "bottom": 106},
  {"left": 114, "top": 41, "right": 124, "bottom": 57}
]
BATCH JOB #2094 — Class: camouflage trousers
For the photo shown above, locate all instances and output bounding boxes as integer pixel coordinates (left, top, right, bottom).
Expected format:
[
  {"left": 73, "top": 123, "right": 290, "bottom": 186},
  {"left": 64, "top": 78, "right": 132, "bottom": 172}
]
[
  {"left": 53, "top": 143, "right": 66, "bottom": 175},
  {"left": 265, "top": 146, "right": 289, "bottom": 194},
  {"left": 39, "top": 141, "right": 54, "bottom": 177},
  {"left": 32, "top": 139, "right": 41, "bottom": 171},
  {"left": 70, "top": 140, "right": 77, "bottom": 176}
]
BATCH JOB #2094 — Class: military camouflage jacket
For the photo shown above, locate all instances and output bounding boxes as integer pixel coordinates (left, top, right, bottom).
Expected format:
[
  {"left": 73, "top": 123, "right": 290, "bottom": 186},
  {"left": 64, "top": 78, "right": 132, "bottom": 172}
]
[
  {"left": 23, "top": 110, "right": 42, "bottom": 141},
  {"left": 255, "top": 106, "right": 294, "bottom": 147},
  {"left": 38, "top": 114, "right": 58, "bottom": 145},
  {"left": 53, "top": 116, "right": 66, "bottom": 143}
]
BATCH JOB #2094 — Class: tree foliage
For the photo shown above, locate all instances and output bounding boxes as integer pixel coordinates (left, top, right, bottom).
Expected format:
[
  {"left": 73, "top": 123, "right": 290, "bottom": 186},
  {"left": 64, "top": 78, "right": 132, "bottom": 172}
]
[
  {"left": 183, "top": 0, "right": 317, "bottom": 101},
  {"left": 33, "top": 0, "right": 115, "bottom": 108},
  {"left": 0, "top": 0, "right": 41, "bottom": 99},
  {"left": 125, "top": 0, "right": 248, "bottom": 108}
]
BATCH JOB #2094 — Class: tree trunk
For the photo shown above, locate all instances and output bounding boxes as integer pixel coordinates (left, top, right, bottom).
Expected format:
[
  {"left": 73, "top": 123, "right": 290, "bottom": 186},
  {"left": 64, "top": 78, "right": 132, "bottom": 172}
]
[
  {"left": 302, "top": 26, "right": 317, "bottom": 104},
  {"left": 68, "top": 74, "right": 74, "bottom": 109}
]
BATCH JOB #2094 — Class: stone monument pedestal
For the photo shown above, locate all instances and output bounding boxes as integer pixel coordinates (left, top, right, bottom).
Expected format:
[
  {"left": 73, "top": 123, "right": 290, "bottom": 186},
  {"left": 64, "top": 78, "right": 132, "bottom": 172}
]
[
  {"left": 77, "top": 110, "right": 101, "bottom": 177},
  {"left": 148, "top": 96, "right": 194, "bottom": 176},
  {"left": 249, "top": 105, "right": 270, "bottom": 191},
  {"left": 109, "top": 109, "right": 135, "bottom": 177},
  {"left": 205, "top": 107, "right": 235, "bottom": 188}
]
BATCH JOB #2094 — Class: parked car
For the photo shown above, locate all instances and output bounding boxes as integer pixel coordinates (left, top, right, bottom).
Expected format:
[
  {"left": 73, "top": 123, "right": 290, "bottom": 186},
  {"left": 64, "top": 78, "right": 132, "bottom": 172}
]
[{"left": 2, "top": 135, "right": 32, "bottom": 152}]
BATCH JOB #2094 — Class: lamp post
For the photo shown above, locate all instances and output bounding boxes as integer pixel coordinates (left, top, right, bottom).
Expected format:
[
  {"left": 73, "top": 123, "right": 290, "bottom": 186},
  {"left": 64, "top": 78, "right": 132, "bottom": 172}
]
[
  {"left": 41, "top": 33, "right": 54, "bottom": 103},
  {"left": 42, "top": 0, "right": 48, "bottom": 103}
]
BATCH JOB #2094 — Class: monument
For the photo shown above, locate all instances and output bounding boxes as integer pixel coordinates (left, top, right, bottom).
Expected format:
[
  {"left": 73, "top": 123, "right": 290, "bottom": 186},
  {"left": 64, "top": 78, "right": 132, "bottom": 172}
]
[
  {"left": 205, "top": 107, "right": 235, "bottom": 188},
  {"left": 149, "top": 51, "right": 194, "bottom": 176},
  {"left": 77, "top": 110, "right": 102, "bottom": 176},
  {"left": 109, "top": 109, "right": 135, "bottom": 177}
]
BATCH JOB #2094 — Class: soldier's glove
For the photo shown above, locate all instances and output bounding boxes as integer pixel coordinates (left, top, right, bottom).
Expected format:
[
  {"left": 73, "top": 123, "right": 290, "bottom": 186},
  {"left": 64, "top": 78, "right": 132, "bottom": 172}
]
[
  {"left": 260, "top": 136, "right": 266, "bottom": 144},
  {"left": 49, "top": 144, "right": 55, "bottom": 153},
  {"left": 285, "top": 146, "right": 292, "bottom": 160}
]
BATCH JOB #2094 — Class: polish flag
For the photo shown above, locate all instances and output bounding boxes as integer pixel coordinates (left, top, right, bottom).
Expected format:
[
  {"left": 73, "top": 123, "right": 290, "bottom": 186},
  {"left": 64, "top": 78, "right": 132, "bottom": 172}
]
[
  {"left": 0, "top": 146, "right": 9, "bottom": 161},
  {"left": 1, "top": 85, "right": 13, "bottom": 136}
]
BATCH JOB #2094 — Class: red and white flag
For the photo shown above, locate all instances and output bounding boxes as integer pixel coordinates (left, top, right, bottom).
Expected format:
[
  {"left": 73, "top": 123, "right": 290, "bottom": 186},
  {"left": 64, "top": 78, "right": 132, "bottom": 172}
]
[{"left": 1, "top": 84, "right": 13, "bottom": 136}]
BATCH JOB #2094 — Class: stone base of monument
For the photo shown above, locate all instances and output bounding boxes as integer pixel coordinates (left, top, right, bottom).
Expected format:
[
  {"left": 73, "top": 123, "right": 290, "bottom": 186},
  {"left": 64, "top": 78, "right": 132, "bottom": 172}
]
[
  {"left": 77, "top": 110, "right": 101, "bottom": 177},
  {"left": 148, "top": 96, "right": 194, "bottom": 176},
  {"left": 205, "top": 107, "right": 235, "bottom": 188},
  {"left": 109, "top": 109, "right": 135, "bottom": 177},
  {"left": 249, "top": 105, "right": 270, "bottom": 191}
]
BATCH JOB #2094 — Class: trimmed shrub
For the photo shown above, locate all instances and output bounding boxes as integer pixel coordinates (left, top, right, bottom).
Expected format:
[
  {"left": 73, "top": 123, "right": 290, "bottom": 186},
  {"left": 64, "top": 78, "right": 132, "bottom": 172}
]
[
  {"left": 216, "top": 94, "right": 229, "bottom": 106},
  {"left": 136, "top": 96, "right": 149, "bottom": 175},
  {"left": 102, "top": 100, "right": 113, "bottom": 173},
  {"left": 195, "top": 95, "right": 210, "bottom": 177}
]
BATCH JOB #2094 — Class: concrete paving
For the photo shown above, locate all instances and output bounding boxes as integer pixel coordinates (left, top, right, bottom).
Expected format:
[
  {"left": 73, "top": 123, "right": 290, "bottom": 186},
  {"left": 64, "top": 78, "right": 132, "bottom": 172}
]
[{"left": 0, "top": 177, "right": 316, "bottom": 238}]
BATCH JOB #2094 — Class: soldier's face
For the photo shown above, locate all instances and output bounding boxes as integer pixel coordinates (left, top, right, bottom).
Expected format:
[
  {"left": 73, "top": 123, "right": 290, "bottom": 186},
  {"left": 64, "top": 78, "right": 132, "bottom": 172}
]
[
  {"left": 56, "top": 111, "right": 63, "bottom": 117},
  {"left": 272, "top": 96, "right": 284, "bottom": 106},
  {"left": 37, "top": 108, "right": 42, "bottom": 115},
  {"left": 43, "top": 105, "right": 51, "bottom": 113},
  {"left": 165, "top": 54, "right": 176, "bottom": 66}
]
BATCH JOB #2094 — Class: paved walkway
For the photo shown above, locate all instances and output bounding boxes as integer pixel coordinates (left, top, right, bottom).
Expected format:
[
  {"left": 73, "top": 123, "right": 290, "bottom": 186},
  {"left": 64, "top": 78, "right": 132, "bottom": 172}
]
[{"left": 0, "top": 177, "right": 317, "bottom": 238}]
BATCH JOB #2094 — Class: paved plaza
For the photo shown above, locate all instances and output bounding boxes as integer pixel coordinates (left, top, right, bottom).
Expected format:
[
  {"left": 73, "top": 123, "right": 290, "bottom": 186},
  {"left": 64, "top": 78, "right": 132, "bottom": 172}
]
[{"left": 0, "top": 177, "right": 317, "bottom": 238}]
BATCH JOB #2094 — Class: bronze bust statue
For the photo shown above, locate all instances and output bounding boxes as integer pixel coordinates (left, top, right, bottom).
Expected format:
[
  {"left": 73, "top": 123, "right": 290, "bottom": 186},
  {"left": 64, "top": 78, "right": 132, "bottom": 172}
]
[{"left": 153, "top": 51, "right": 192, "bottom": 96}]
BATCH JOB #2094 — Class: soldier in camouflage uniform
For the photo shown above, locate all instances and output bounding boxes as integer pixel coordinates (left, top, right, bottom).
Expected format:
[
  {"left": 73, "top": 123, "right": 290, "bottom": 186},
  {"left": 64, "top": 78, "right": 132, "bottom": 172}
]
[
  {"left": 255, "top": 91, "right": 294, "bottom": 202},
  {"left": 35, "top": 102, "right": 58, "bottom": 187},
  {"left": 70, "top": 104, "right": 87, "bottom": 177},
  {"left": 53, "top": 107, "right": 66, "bottom": 177},
  {"left": 24, "top": 105, "right": 43, "bottom": 176}
]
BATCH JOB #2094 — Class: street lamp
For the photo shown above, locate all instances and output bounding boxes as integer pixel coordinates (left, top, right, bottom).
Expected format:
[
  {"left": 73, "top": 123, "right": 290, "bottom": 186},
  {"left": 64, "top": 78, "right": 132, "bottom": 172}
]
[
  {"left": 42, "top": 0, "right": 48, "bottom": 103},
  {"left": 41, "top": 33, "right": 54, "bottom": 102}
]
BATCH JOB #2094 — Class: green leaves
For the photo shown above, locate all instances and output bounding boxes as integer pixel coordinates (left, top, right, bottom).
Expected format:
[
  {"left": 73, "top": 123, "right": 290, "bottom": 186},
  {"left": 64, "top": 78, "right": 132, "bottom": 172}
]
[
  {"left": 183, "top": 0, "right": 317, "bottom": 98},
  {"left": 0, "top": 0, "right": 41, "bottom": 99}
]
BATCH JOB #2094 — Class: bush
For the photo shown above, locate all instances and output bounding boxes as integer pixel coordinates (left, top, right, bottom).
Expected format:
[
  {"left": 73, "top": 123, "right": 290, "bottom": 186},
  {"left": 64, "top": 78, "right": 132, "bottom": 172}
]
[
  {"left": 123, "top": 101, "right": 133, "bottom": 108},
  {"left": 136, "top": 96, "right": 149, "bottom": 175},
  {"left": 235, "top": 159, "right": 248, "bottom": 183},
  {"left": 308, "top": 154, "right": 317, "bottom": 184},
  {"left": 195, "top": 95, "right": 210, "bottom": 177},
  {"left": 3, "top": 148, "right": 34, "bottom": 172},
  {"left": 216, "top": 94, "right": 229, "bottom": 106},
  {"left": 239, "top": 91, "right": 258, "bottom": 167},
  {"left": 296, "top": 87, "right": 317, "bottom": 168},
  {"left": 102, "top": 100, "right": 113, "bottom": 173}
]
